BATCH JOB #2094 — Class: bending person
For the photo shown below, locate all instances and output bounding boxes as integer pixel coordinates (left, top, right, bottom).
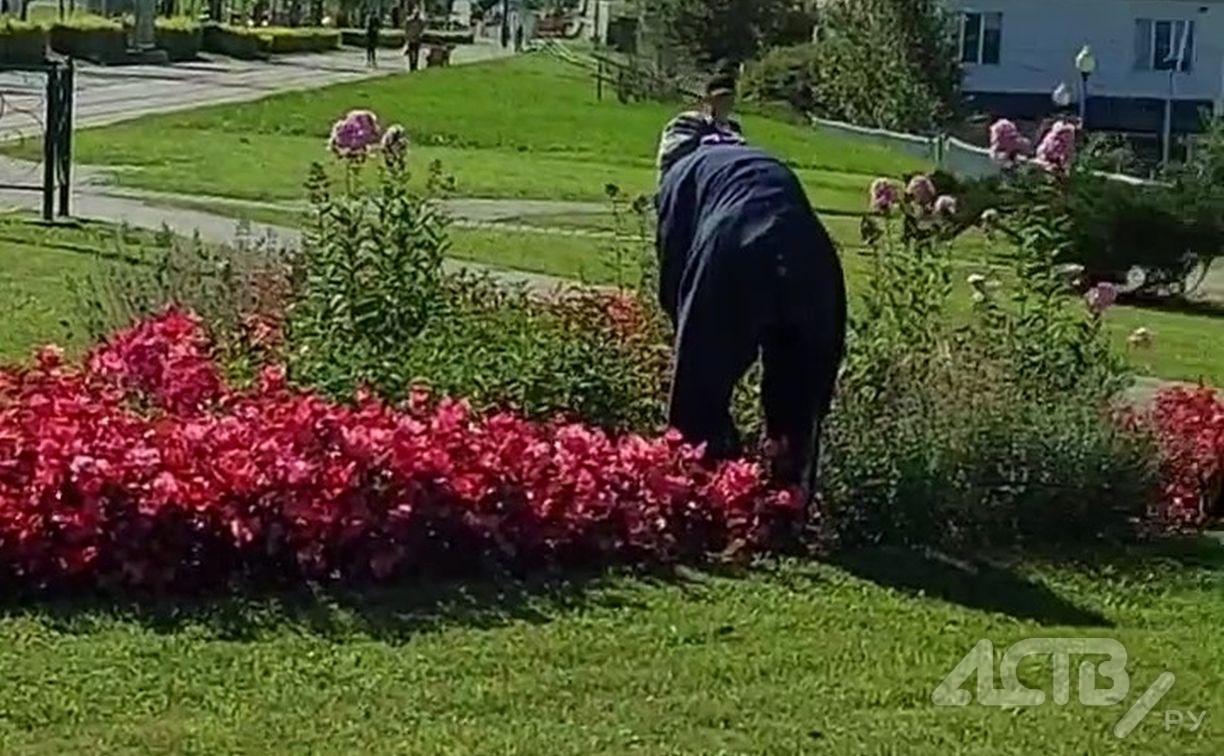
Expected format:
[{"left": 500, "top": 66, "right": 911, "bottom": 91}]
[{"left": 656, "top": 143, "right": 847, "bottom": 499}]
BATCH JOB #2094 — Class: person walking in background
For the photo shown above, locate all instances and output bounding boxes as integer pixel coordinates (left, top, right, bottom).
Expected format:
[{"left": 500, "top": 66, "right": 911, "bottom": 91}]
[
  {"left": 654, "top": 140, "right": 847, "bottom": 504},
  {"left": 404, "top": 4, "right": 426, "bottom": 72},
  {"left": 514, "top": 24, "right": 524, "bottom": 52},
  {"left": 365, "top": 8, "right": 382, "bottom": 68}
]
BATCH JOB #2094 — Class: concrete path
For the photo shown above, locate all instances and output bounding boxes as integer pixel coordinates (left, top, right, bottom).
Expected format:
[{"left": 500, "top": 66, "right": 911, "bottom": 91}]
[
  {"left": 0, "top": 45, "right": 508, "bottom": 146},
  {"left": 16, "top": 189, "right": 582, "bottom": 294}
]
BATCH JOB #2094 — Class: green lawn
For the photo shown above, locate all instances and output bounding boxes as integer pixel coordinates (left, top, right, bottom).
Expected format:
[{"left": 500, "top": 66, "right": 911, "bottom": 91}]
[
  {"left": 5, "top": 209, "right": 1223, "bottom": 385},
  {"left": 0, "top": 217, "right": 155, "bottom": 360},
  {"left": 0, "top": 543, "right": 1221, "bottom": 754},
  {"left": 9, "top": 55, "right": 921, "bottom": 210}
]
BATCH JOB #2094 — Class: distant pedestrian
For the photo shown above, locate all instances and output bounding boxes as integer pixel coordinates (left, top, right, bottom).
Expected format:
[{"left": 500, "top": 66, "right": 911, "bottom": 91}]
[
  {"left": 404, "top": 6, "right": 426, "bottom": 71},
  {"left": 514, "top": 24, "right": 524, "bottom": 52},
  {"left": 365, "top": 10, "right": 382, "bottom": 68}
]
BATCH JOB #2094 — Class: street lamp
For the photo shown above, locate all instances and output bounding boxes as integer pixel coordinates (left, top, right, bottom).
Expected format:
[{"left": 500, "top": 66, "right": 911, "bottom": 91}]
[{"left": 1075, "top": 44, "right": 1097, "bottom": 126}]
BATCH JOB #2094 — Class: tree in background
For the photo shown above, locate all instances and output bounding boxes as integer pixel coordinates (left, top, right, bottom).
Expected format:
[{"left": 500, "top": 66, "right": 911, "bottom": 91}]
[
  {"left": 641, "top": 0, "right": 814, "bottom": 69},
  {"left": 741, "top": 0, "right": 960, "bottom": 132}
]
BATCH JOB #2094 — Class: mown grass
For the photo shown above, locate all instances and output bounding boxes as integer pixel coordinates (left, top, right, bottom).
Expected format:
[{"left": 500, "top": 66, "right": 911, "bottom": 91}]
[
  {"left": 0, "top": 542, "right": 1221, "bottom": 755},
  {"left": 0, "top": 217, "right": 161, "bottom": 360},
  {"left": 5, "top": 54, "right": 924, "bottom": 210},
  {"left": 53, "top": 195, "right": 1223, "bottom": 387}
]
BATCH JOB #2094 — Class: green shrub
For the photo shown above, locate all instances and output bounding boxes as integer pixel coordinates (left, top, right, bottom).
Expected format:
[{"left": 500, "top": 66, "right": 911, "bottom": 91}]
[
  {"left": 823, "top": 375, "right": 1157, "bottom": 548},
  {"left": 818, "top": 177, "right": 1152, "bottom": 548},
  {"left": 1063, "top": 173, "right": 1213, "bottom": 295},
  {"left": 155, "top": 17, "right": 203, "bottom": 61},
  {"left": 0, "top": 19, "right": 48, "bottom": 64},
  {"left": 740, "top": 43, "right": 821, "bottom": 115},
  {"left": 50, "top": 15, "right": 127, "bottom": 64},
  {"left": 949, "top": 160, "right": 1221, "bottom": 299},
  {"left": 256, "top": 27, "right": 341, "bottom": 54},
  {"left": 51, "top": 13, "right": 123, "bottom": 32},
  {"left": 202, "top": 24, "right": 264, "bottom": 59},
  {"left": 287, "top": 150, "right": 451, "bottom": 399},
  {"left": 286, "top": 113, "right": 670, "bottom": 431},
  {"left": 742, "top": 0, "right": 961, "bottom": 132},
  {"left": 641, "top": 0, "right": 814, "bottom": 67},
  {"left": 397, "top": 275, "right": 669, "bottom": 431},
  {"left": 202, "top": 24, "right": 340, "bottom": 59},
  {"left": 67, "top": 224, "right": 295, "bottom": 372}
]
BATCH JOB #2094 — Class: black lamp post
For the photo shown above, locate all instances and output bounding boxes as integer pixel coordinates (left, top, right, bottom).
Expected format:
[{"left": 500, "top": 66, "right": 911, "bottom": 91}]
[{"left": 1075, "top": 45, "right": 1097, "bottom": 127}]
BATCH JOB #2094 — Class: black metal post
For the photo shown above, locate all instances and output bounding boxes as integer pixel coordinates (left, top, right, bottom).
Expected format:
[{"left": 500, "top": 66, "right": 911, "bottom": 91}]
[
  {"left": 42, "top": 66, "right": 59, "bottom": 223},
  {"left": 58, "top": 61, "right": 74, "bottom": 217},
  {"left": 501, "top": 0, "right": 510, "bottom": 48},
  {"left": 1079, "top": 72, "right": 1090, "bottom": 128}
]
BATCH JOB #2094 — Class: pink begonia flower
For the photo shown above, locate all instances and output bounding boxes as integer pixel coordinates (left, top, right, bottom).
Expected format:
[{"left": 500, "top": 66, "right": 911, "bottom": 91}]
[
  {"left": 988, "top": 118, "right": 1032, "bottom": 165},
  {"left": 1035, "top": 120, "right": 1079, "bottom": 173},
  {"left": 906, "top": 174, "right": 937, "bottom": 206},
  {"left": 869, "top": 178, "right": 899, "bottom": 214},
  {"left": 328, "top": 110, "right": 382, "bottom": 159},
  {"left": 1085, "top": 282, "right": 1118, "bottom": 314},
  {"left": 934, "top": 195, "right": 958, "bottom": 217}
]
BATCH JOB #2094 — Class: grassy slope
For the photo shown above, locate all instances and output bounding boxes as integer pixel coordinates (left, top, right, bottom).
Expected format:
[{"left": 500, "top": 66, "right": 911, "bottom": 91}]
[
  {"left": 0, "top": 545, "right": 1221, "bottom": 755},
  {"left": 16, "top": 55, "right": 924, "bottom": 208}
]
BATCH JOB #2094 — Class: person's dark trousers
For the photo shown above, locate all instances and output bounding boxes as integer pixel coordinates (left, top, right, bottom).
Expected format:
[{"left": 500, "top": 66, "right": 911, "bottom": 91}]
[
  {"left": 666, "top": 221, "right": 844, "bottom": 498},
  {"left": 366, "top": 43, "right": 377, "bottom": 67},
  {"left": 407, "top": 43, "right": 422, "bottom": 71}
]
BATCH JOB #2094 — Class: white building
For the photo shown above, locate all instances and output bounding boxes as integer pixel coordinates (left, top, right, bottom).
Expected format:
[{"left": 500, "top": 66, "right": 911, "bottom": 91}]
[{"left": 945, "top": 0, "right": 1224, "bottom": 133}]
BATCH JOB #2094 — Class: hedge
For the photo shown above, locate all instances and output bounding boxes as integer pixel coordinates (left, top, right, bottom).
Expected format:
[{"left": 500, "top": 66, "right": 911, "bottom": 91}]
[
  {"left": 202, "top": 24, "right": 340, "bottom": 58},
  {"left": 257, "top": 27, "right": 341, "bottom": 54},
  {"left": 0, "top": 20, "right": 47, "bottom": 64},
  {"left": 155, "top": 18, "right": 202, "bottom": 62},
  {"left": 49, "top": 17, "right": 127, "bottom": 65},
  {"left": 340, "top": 28, "right": 474, "bottom": 48},
  {"left": 202, "top": 24, "right": 265, "bottom": 59}
]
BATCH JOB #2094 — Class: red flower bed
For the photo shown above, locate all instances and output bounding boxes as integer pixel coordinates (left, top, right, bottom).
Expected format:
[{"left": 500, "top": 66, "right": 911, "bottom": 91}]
[
  {"left": 0, "top": 311, "right": 797, "bottom": 592},
  {"left": 1148, "top": 386, "right": 1224, "bottom": 525}
]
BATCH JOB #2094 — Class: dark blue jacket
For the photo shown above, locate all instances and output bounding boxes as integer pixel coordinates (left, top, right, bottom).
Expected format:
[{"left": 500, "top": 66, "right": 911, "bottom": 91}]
[{"left": 656, "top": 145, "right": 843, "bottom": 330}]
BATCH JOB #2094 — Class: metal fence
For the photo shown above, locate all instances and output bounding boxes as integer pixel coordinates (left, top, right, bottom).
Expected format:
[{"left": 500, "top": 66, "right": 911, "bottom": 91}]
[
  {"left": 0, "top": 60, "right": 76, "bottom": 220},
  {"left": 808, "top": 116, "right": 1163, "bottom": 186}
]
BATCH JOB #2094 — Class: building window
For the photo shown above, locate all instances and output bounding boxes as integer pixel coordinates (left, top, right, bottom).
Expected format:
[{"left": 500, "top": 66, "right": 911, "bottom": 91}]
[
  {"left": 960, "top": 12, "right": 1002, "bottom": 65},
  {"left": 1135, "top": 19, "right": 1194, "bottom": 71}
]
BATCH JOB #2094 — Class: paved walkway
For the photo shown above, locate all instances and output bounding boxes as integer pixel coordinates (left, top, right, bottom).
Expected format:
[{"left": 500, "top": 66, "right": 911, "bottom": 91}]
[
  {"left": 2, "top": 187, "right": 583, "bottom": 294},
  {"left": 0, "top": 45, "right": 508, "bottom": 145}
]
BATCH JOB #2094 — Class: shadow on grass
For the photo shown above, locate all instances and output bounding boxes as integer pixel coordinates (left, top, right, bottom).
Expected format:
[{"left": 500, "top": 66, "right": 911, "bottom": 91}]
[
  {"left": 0, "top": 566, "right": 710, "bottom": 645},
  {"left": 832, "top": 547, "right": 1114, "bottom": 627},
  {"left": 4, "top": 537, "right": 1218, "bottom": 641},
  {"left": 1121, "top": 293, "right": 1224, "bottom": 320}
]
